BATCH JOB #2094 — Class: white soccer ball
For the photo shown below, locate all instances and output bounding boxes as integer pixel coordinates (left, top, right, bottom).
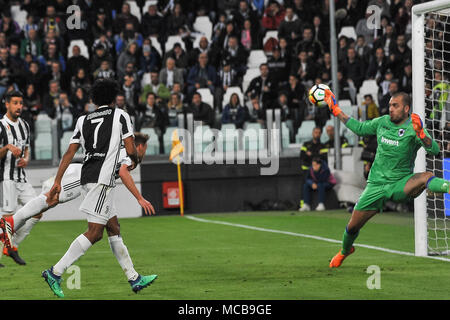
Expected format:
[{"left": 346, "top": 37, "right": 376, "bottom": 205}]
[{"left": 308, "top": 84, "right": 330, "bottom": 107}]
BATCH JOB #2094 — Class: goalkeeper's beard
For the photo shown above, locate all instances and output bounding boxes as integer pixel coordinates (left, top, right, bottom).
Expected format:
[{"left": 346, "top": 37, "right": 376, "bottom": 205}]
[{"left": 390, "top": 111, "right": 408, "bottom": 124}]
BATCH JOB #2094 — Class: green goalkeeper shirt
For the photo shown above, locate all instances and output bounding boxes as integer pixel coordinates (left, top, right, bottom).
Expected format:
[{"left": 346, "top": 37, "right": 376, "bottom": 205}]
[{"left": 346, "top": 115, "right": 440, "bottom": 184}]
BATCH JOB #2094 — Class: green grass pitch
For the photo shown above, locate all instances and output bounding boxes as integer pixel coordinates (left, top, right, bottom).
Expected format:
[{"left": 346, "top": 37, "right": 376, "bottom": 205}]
[{"left": 2, "top": 210, "right": 450, "bottom": 300}]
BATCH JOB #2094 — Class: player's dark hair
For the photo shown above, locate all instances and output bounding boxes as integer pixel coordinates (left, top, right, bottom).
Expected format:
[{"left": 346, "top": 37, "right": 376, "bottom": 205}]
[
  {"left": 4, "top": 90, "right": 23, "bottom": 102},
  {"left": 392, "top": 92, "right": 411, "bottom": 110},
  {"left": 90, "top": 79, "right": 119, "bottom": 106},
  {"left": 134, "top": 132, "right": 149, "bottom": 146}
]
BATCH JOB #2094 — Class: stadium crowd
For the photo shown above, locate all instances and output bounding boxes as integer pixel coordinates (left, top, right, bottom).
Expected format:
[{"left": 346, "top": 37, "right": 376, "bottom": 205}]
[{"left": 0, "top": 0, "right": 427, "bottom": 159}]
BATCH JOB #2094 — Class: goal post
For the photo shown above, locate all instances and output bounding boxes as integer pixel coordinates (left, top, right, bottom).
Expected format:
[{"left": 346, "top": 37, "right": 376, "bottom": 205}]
[{"left": 412, "top": 0, "right": 450, "bottom": 256}]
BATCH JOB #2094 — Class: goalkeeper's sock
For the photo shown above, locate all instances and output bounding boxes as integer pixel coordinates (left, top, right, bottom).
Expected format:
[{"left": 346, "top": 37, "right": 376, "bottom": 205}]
[
  {"left": 342, "top": 227, "right": 359, "bottom": 255},
  {"left": 426, "top": 176, "right": 450, "bottom": 193}
]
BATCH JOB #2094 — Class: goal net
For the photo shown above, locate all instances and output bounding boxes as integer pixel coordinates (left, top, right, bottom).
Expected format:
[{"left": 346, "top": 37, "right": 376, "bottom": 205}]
[{"left": 413, "top": 0, "right": 450, "bottom": 256}]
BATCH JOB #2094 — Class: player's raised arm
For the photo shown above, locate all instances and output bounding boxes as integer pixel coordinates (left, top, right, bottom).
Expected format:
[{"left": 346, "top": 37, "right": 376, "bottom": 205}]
[
  {"left": 411, "top": 113, "right": 440, "bottom": 155},
  {"left": 324, "top": 89, "right": 380, "bottom": 137}
]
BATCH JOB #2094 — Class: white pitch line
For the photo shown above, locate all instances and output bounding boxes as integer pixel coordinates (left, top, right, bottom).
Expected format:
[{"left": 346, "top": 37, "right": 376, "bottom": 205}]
[{"left": 186, "top": 215, "right": 450, "bottom": 262}]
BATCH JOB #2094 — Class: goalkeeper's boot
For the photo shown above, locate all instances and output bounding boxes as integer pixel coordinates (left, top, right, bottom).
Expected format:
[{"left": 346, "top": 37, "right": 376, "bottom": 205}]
[
  {"left": 329, "top": 247, "right": 355, "bottom": 268},
  {"left": 42, "top": 267, "right": 64, "bottom": 298},
  {"left": 3, "top": 246, "right": 26, "bottom": 265},
  {"left": 0, "top": 216, "right": 13, "bottom": 250},
  {"left": 129, "top": 274, "right": 158, "bottom": 293}
]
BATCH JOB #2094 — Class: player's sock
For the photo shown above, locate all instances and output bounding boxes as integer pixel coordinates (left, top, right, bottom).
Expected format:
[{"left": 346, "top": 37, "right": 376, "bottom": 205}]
[
  {"left": 342, "top": 226, "right": 359, "bottom": 255},
  {"left": 12, "top": 217, "right": 40, "bottom": 248},
  {"left": 427, "top": 176, "right": 450, "bottom": 193},
  {"left": 53, "top": 234, "right": 92, "bottom": 276},
  {"left": 108, "top": 235, "right": 139, "bottom": 282},
  {"left": 13, "top": 195, "right": 48, "bottom": 231}
]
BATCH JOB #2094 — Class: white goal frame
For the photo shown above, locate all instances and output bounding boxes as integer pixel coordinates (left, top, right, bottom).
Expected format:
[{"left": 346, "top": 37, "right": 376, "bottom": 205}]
[{"left": 412, "top": 0, "right": 450, "bottom": 256}]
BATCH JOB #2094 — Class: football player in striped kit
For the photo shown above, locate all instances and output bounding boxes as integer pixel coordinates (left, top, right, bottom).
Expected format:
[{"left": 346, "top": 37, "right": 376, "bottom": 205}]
[{"left": 0, "top": 91, "right": 37, "bottom": 266}]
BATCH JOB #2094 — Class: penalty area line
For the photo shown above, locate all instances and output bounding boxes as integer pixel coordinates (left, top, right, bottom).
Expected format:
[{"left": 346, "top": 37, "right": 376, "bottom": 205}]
[{"left": 186, "top": 215, "right": 450, "bottom": 263}]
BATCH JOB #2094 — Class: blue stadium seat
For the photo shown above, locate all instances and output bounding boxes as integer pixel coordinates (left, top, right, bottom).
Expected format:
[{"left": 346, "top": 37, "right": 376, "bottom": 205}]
[{"left": 296, "top": 120, "right": 315, "bottom": 144}]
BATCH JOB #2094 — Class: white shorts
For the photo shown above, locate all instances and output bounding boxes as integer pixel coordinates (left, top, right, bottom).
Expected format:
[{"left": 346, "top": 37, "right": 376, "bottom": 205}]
[
  {"left": 0, "top": 180, "right": 37, "bottom": 213},
  {"left": 41, "top": 163, "right": 82, "bottom": 203},
  {"left": 79, "top": 183, "right": 117, "bottom": 225}
]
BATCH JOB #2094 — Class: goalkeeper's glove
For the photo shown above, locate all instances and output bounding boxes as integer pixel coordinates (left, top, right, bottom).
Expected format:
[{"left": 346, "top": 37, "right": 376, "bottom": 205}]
[
  {"left": 324, "top": 89, "right": 342, "bottom": 117},
  {"left": 411, "top": 113, "right": 425, "bottom": 139}
]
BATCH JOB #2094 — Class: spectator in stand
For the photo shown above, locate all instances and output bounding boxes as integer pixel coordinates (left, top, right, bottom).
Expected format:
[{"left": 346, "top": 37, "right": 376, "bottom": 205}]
[
  {"left": 282, "top": 74, "right": 306, "bottom": 131},
  {"left": 90, "top": 8, "right": 112, "bottom": 41},
  {"left": 354, "top": 35, "right": 371, "bottom": 68},
  {"left": 43, "top": 79, "right": 60, "bottom": 119},
  {"left": 337, "top": 36, "right": 350, "bottom": 65},
  {"left": 389, "top": 34, "right": 412, "bottom": 79},
  {"left": 277, "top": 6, "right": 302, "bottom": 46},
  {"left": 189, "top": 36, "right": 211, "bottom": 67},
  {"left": 39, "top": 42, "right": 66, "bottom": 73},
  {"left": 216, "top": 20, "right": 238, "bottom": 52},
  {"left": 92, "top": 33, "right": 114, "bottom": 58},
  {"left": 342, "top": 47, "right": 365, "bottom": 90},
  {"left": 45, "top": 61, "right": 69, "bottom": 93},
  {"left": 221, "top": 35, "right": 248, "bottom": 78},
  {"left": 215, "top": 58, "right": 239, "bottom": 112},
  {"left": 166, "top": 3, "right": 190, "bottom": 37},
  {"left": 300, "top": 127, "right": 328, "bottom": 173},
  {"left": 39, "top": 5, "right": 67, "bottom": 37},
  {"left": 245, "top": 63, "right": 276, "bottom": 110},
  {"left": 23, "top": 14, "right": 38, "bottom": 40},
  {"left": 114, "top": 2, "right": 140, "bottom": 34},
  {"left": 167, "top": 92, "right": 185, "bottom": 127},
  {"left": 141, "top": 4, "right": 164, "bottom": 39},
  {"left": 137, "top": 92, "right": 169, "bottom": 150},
  {"left": 140, "top": 37, "right": 161, "bottom": 76},
  {"left": 374, "top": 23, "right": 396, "bottom": 58},
  {"left": 186, "top": 92, "right": 215, "bottom": 127},
  {"left": 399, "top": 63, "right": 412, "bottom": 94},
  {"left": 356, "top": 9, "right": 376, "bottom": 45},
  {"left": 296, "top": 26, "right": 323, "bottom": 61},
  {"left": 360, "top": 94, "right": 380, "bottom": 120},
  {"left": 233, "top": 0, "right": 259, "bottom": 34},
  {"left": 163, "top": 42, "right": 189, "bottom": 71},
  {"left": 366, "top": 47, "right": 389, "bottom": 83},
  {"left": 115, "top": 22, "right": 143, "bottom": 54},
  {"left": 26, "top": 61, "right": 45, "bottom": 96},
  {"left": 292, "top": 0, "right": 308, "bottom": 22},
  {"left": 58, "top": 91, "right": 74, "bottom": 132},
  {"left": 267, "top": 45, "right": 289, "bottom": 88},
  {"left": 116, "top": 41, "right": 139, "bottom": 80},
  {"left": 290, "top": 50, "right": 317, "bottom": 85},
  {"left": 313, "top": 15, "right": 329, "bottom": 51},
  {"left": 324, "top": 125, "right": 349, "bottom": 150},
  {"left": 70, "top": 68, "right": 91, "bottom": 95},
  {"left": 299, "top": 157, "right": 336, "bottom": 212},
  {"left": 90, "top": 42, "right": 113, "bottom": 74},
  {"left": 278, "top": 37, "right": 293, "bottom": 69},
  {"left": 159, "top": 57, "right": 184, "bottom": 90},
  {"left": 70, "top": 86, "right": 88, "bottom": 120},
  {"left": 93, "top": 60, "right": 115, "bottom": 80},
  {"left": 221, "top": 93, "right": 248, "bottom": 129},
  {"left": 122, "top": 74, "right": 139, "bottom": 116},
  {"left": 262, "top": 1, "right": 285, "bottom": 31},
  {"left": 140, "top": 69, "right": 171, "bottom": 103},
  {"left": 23, "top": 83, "right": 40, "bottom": 159},
  {"left": 66, "top": 45, "right": 90, "bottom": 80},
  {"left": 249, "top": 95, "right": 265, "bottom": 125},
  {"left": 240, "top": 19, "right": 260, "bottom": 51},
  {"left": 20, "top": 28, "right": 42, "bottom": 60},
  {"left": 337, "top": 70, "right": 353, "bottom": 103},
  {"left": 115, "top": 92, "right": 133, "bottom": 116},
  {"left": 171, "top": 82, "right": 185, "bottom": 103},
  {"left": 379, "top": 81, "right": 399, "bottom": 116},
  {"left": 187, "top": 52, "right": 217, "bottom": 97}
]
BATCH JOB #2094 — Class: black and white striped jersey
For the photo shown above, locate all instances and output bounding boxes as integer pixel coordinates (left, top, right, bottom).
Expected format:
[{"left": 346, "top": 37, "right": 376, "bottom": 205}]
[
  {"left": 0, "top": 116, "right": 30, "bottom": 182},
  {"left": 70, "top": 106, "right": 134, "bottom": 187}
]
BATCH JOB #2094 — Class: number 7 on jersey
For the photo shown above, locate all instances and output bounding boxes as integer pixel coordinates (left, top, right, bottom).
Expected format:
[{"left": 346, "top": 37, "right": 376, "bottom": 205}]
[{"left": 91, "top": 118, "right": 104, "bottom": 149}]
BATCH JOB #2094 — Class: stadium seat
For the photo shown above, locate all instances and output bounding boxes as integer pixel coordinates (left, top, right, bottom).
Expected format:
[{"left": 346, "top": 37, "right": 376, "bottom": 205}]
[
  {"left": 163, "top": 127, "right": 177, "bottom": 154},
  {"left": 165, "top": 35, "right": 185, "bottom": 52},
  {"left": 34, "top": 132, "right": 52, "bottom": 160},
  {"left": 35, "top": 114, "right": 52, "bottom": 133},
  {"left": 12, "top": 9, "right": 27, "bottom": 30},
  {"left": 149, "top": 36, "right": 163, "bottom": 56},
  {"left": 194, "top": 125, "right": 213, "bottom": 153},
  {"left": 197, "top": 88, "right": 214, "bottom": 108},
  {"left": 243, "top": 68, "right": 260, "bottom": 93},
  {"left": 141, "top": 72, "right": 151, "bottom": 88},
  {"left": 243, "top": 123, "right": 263, "bottom": 151},
  {"left": 68, "top": 40, "right": 89, "bottom": 59},
  {"left": 140, "top": 127, "right": 160, "bottom": 155},
  {"left": 222, "top": 87, "right": 244, "bottom": 107},
  {"left": 126, "top": 0, "right": 142, "bottom": 22},
  {"left": 263, "top": 30, "right": 278, "bottom": 47},
  {"left": 193, "top": 16, "right": 213, "bottom": 40},
  {"left": 247, "top": 50, "right": 267, "bottom": 69},
  {"left": 296, "top": 120, "right": 315, "bottom": 144},
  {"left": 338, "top": 26, "right": 357, "bottom": 41},
  {"left": 281, "top": 121, "right": 290, "bottom": 149}
]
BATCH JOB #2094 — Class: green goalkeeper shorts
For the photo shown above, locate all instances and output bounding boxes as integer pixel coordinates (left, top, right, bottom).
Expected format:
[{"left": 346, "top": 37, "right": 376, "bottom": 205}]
[{"left": 354, "top": 173, "right": 415, "bottom": 212}]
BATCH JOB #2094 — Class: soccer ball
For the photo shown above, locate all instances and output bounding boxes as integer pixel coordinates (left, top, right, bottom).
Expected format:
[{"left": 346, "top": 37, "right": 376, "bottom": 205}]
[{"left": 308, "top": 84, "right": 330, "bottom": 107}]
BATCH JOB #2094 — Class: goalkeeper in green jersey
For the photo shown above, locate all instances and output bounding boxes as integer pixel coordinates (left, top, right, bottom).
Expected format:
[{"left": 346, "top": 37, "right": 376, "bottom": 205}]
[{"left": 324, "top": 89, "right": 448, "bottom": 268}]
